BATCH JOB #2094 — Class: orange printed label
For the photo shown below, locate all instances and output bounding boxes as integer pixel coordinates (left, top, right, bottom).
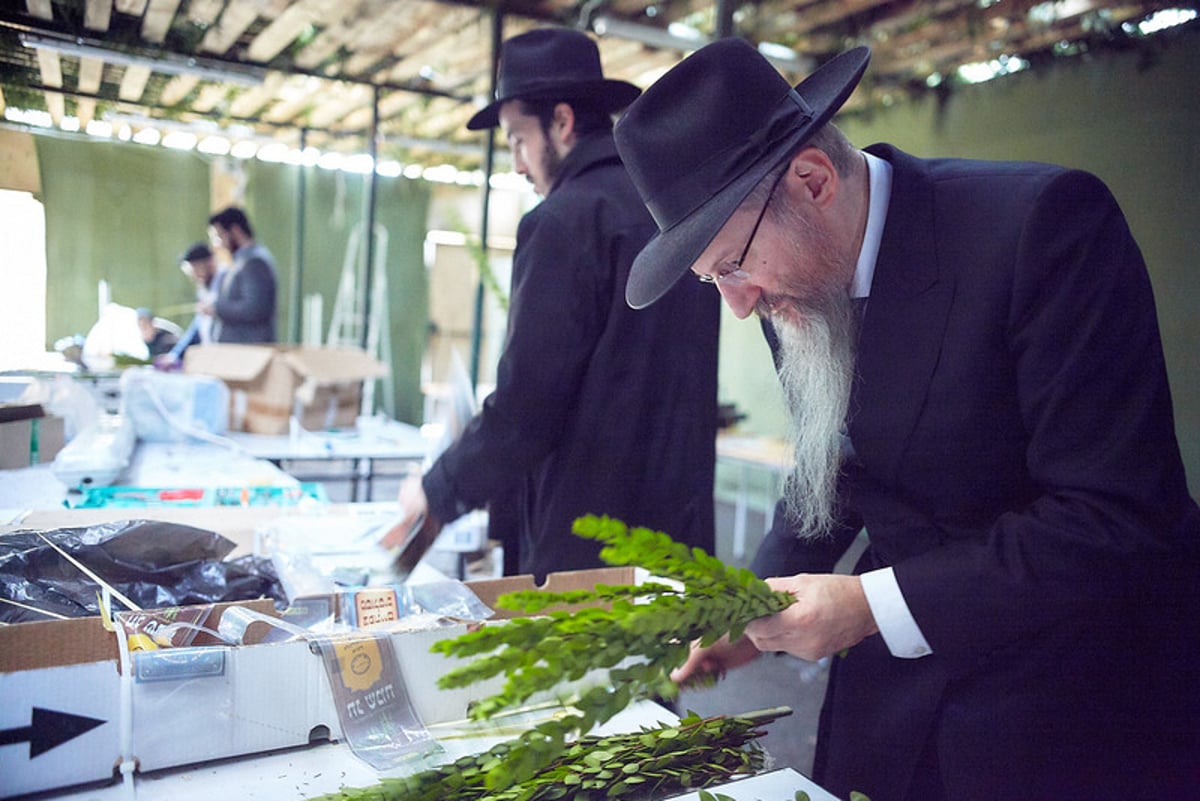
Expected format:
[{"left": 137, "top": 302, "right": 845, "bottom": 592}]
[{"left": 335, "top": 637, "right": 383, "bottom": 692}]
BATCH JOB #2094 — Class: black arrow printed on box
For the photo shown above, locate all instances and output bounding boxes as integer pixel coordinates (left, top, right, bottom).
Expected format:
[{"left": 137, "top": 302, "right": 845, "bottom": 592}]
[{"left": 0, "top": 708, "right": 106, "bottom": 758}]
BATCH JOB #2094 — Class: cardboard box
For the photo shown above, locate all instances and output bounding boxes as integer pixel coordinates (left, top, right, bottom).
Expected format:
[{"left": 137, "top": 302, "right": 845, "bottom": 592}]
[
  {"left": 183, "top": 344, "right": 389, "bottom": 435},
  {"left": 0, "top": 567, "right": 634, "bottom": 798},
  {"left": 0, "top": 414, "right": 65, "bottom": 469}
]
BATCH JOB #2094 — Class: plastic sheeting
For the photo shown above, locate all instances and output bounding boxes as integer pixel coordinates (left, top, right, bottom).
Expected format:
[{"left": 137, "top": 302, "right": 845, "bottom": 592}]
[{"left": 0, "top": 518, "right": 286, "bottom": 623}]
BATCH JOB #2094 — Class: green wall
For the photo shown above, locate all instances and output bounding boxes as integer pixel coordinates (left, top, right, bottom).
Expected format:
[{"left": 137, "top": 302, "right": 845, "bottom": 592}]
[
  {"left": 718, "top": 28, "right": 1200, "bottom": 496},
  {"left": 38, "top": 138, "right": 211, "bottom": 334},
  {"left": 37, "top": 140, "right": 431, "bottom": 424}
]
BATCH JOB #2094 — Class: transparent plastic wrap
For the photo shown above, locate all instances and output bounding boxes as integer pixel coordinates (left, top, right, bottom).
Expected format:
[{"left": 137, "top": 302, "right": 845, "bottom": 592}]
[
  {"left": 119, "top": 368, "right": 230, "bottom": 443},
  {"left": 50, "top": 413, "right": 135, "bottom": 489},
  {"left": 0, "top": 519, "right": 286, "bottom": 623}
]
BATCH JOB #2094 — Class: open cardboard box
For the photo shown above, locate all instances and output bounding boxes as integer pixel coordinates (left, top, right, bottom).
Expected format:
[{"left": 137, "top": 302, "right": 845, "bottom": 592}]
[
  {"left": 0, "top": 407, "right": 66, "bottom": 470},
  {"left": 183, "top": 344, "right": 389, "bottom": 435},
  {"left": 0, "top": 567, "right": 635, "bottom": 798}
]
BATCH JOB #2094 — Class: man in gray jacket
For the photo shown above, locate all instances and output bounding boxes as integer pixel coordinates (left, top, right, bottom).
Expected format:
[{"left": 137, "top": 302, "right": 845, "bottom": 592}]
[{"left": 206, "top": 206, "right": 276, "bottom": 344}]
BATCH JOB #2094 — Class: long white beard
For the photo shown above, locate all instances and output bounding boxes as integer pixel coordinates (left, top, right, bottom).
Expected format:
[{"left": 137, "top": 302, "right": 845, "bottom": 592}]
[{"left": 771, "top": 290, "right": 858, "bottom": 540}]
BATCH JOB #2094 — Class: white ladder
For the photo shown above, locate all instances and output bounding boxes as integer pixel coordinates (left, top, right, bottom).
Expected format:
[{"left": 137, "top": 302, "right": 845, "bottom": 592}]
[{"left": 327, "top": 221, "right": 393, "bottom": 418}]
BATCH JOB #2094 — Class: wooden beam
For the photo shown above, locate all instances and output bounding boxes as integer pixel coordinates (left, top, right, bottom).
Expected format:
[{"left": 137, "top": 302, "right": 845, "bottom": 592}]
[
  {"left": 202, "top": 2, "right": 260, "bottom": 54},
  {"left": 248, "top": 0, "right": 343, "bottom": 63},
  {"left": 119, "top": 64, "right": 153, "bottom": 101},
  {"left": 75, "top": 97, "right": 97, "bottom": 127},
  {"left": 25, "top": 0, "right": 54, "bottom": 19},
  {"left": 77, "top": 57, "right": 104, "bottom": 94},
  {"left": 45, "top": 93, "right": 65, "bottom": 125},
  {"left": 190, "top": 83, "right": 230, "bottom": 113},
  {"left": 292, "top": 0, "right": 379, "bottom": 69},
  {"left": 229, "top": 73, "right": 287, "bottom": 117},
  {"left": 34, "top": 49, "right": 62, "bottom": 87},
  {"left": 186, "top": 0, "right": 225, "bottom": 27},
  {"left": 84, "top": 0, "right": 114, "bottom": 31},
  {"left": 142, "top": 0, "right": 184, "bottom": 44},
  {"left": 160, "top": 74, "right": 202, "bottom": 106}
]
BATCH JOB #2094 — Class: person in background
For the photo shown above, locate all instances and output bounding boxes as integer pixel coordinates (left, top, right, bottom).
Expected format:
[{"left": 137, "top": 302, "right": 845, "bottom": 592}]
[
  {"left": 614, "top": 38, "right": 1200, "bottom": 801},
  {"left": 383, "top": 28, "right": 721, "bottom": 581},
  {"left": 204, "top": 206, "right": 276, "bottom": 343},
  {"left": 136, "top": 308, "right": 178, "bottom": 357},
  {"left": 157, "top": 242, "right": 223, "bottom": 367}
]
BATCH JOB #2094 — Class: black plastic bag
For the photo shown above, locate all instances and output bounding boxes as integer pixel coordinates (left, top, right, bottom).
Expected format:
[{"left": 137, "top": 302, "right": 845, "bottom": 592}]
[{"left": 0, "top": 519, "right": 286, "bottom": 623}]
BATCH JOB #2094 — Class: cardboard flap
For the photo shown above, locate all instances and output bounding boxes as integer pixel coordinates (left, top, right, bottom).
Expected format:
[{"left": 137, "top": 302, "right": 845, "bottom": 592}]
[
  {"left": 184, "top": 344, "right": 276, "bottom": 383},
  {"left": 466, "top": 566, "right": 636, "bottom": 618},
  {"left": 280, "top": 346, "right": 389, "bottom": 385}
]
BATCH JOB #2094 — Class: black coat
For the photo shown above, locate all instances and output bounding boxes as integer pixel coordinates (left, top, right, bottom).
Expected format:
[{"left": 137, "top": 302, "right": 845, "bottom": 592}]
[
  {"left": 753, "top": 146, "right": 1200, "bottom": 801},
  {"left": 424, "top": 132, "right": 721, "bottom": 581}
]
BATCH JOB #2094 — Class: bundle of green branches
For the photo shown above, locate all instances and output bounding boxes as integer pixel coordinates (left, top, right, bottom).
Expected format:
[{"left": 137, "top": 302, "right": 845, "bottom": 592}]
[
  {"left": 310, "top": 709, "right": 788, "bottom": 801},
  {"left": 427, "top": 515, "right": 797, "bottom": 790},
  {"left": 308, "top": 515, "right": 798, "bottom": 801}
]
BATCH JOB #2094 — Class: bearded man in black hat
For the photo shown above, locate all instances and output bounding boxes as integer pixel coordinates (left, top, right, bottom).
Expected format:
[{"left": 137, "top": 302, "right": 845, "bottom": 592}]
[
  {"left": 616, "top": 38, "right": 1200, "bottom": 801},
  {"left": 385, "top": 28, "right": 720, "bottom": 582}
]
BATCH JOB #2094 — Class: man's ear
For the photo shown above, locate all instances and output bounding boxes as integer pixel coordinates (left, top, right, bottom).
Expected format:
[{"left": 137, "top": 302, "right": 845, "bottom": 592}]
[
  {"left": 786, "top": 147, "right": 838, "bottom": 209},
  {"left": 551, "top": 102, "right": 577, "bottom": 152}
]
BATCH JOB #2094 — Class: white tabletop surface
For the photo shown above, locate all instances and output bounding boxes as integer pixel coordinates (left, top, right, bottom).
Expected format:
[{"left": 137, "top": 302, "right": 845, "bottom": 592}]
[
  {"left": 226, "top": 418, "right": 430, "bottom": 462},
  {"left": 0, "top": 441, "right": 297, "bottom": 522},
  {"left": 33, "top": 700, "right": 840, "bottom": 801}
]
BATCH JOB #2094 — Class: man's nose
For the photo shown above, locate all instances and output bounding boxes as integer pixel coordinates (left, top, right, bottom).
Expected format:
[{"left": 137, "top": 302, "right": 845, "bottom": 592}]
[{"left": 717, "top": 281, "right": 761, "bottom": 319}]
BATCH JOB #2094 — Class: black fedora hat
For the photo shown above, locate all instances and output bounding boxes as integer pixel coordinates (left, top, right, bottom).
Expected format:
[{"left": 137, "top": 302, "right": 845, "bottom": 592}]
[
  {"left": 615, "top": 39, "right": 870, "bottom": 308},
  {"left": 466, "top": 28, "right": 642, "bottom": 131}
]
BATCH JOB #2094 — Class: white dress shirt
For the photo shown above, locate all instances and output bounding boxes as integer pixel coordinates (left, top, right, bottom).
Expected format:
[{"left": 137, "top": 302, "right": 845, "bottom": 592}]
[{"left": 851, "top": 152, "right": 934, "bottom": 659}]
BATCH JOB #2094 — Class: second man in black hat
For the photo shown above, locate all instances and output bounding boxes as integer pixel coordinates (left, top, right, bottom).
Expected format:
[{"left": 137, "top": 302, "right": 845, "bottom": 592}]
[{"left": 384, "top": 28, "right": 721, "bottom": 581}]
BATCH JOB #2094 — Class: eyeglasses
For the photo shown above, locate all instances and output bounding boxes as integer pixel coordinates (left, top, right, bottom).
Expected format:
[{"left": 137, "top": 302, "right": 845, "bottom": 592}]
[{"left": 697, "top": 167, "right": 786, "bottom": 286}]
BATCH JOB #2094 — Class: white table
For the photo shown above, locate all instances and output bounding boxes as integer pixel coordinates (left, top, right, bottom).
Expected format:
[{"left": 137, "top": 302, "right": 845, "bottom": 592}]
[
  {"left": 226, "top": 419, "right": 430, "bottom": 502},
  {"left": 0, "top": 441, "right": 298, "bottom": 523},
  {"left": 34, "top": 700, "right": 841, "bottom": 801}
]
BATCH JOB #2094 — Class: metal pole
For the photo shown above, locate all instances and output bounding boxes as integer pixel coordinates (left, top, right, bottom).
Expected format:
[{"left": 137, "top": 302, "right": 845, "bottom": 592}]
[
  {"left": 469, "top": 10, "right": 502, "bottom": 390},
  {"left": 361, "top": 87, "right": 380, "bottom": 356},
  {"left": 716, "top": 0, "right": 735, "bottom": 39},
  {"left": 289, "top": 127, "right": 308, "bottom": 344}
]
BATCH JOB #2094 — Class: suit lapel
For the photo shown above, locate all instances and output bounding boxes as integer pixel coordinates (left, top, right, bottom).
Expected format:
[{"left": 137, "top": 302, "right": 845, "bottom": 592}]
[{"left": 850, "top": 146, "right": 954, "bottom": 483}]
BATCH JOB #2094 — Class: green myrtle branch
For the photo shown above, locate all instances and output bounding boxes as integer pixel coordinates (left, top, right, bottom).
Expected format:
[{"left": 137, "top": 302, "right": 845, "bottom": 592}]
[{"left": 426, "top": 515, "right": 795, "bottom": 789}]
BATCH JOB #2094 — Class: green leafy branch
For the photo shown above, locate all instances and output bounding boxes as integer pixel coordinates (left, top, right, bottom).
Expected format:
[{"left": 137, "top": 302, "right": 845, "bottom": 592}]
[
  {"left": 425, "top": 515, "right": 796, "bottom": 789},
  {"left": 309, "top": 709, "right": 788, "bottom": 801}
]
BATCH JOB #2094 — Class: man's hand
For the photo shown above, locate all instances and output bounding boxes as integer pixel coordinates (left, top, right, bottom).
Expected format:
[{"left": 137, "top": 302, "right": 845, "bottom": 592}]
[
  {"left": 745, "top": 574, "right": 879, "bottom": 662},
  {"left": 380, "top": 475, "right": 431, "bottom": 549},
  {"left": 670, "top": 632, "right": 762, "bottom": 687}
]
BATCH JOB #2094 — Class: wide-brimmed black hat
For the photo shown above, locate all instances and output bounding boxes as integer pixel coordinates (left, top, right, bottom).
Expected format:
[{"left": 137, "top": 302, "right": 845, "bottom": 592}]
[
  {"left": 615, "top": 39, "right": 870, "bottom": 308},
  {"left": 466, "top": 28, "right": 641, "bottom": 131}
]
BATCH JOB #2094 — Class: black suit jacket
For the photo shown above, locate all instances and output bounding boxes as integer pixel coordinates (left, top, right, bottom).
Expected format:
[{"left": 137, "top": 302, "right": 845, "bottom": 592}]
[
  {"left": 754, "top": 145, "right": 1200, "bottom": 800},
  {"left": 424, "top": 133, "right": 720, "bottom": 582}
]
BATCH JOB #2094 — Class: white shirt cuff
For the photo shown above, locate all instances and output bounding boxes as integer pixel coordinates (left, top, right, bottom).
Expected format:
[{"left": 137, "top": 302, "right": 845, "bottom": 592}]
[{"left": 860, "top": 567, "right": 933, "bottom": 659}]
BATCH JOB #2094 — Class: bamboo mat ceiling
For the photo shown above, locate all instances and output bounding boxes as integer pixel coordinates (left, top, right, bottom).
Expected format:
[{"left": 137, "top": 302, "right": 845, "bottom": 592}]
[{"left": 0, "top": 0, "right": 1195, "bottom": 172}]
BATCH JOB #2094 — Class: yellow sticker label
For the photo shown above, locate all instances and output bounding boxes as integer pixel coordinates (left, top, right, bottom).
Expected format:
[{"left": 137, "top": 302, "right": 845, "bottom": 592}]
[{"left": 335, "top": 638, "right": 383, "bottom": 692}]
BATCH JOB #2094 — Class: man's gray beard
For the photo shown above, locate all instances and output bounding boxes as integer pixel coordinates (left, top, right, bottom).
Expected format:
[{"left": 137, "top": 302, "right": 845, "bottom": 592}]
[{"left": 770, "top": 290, "right": 858, "bottom": 540}]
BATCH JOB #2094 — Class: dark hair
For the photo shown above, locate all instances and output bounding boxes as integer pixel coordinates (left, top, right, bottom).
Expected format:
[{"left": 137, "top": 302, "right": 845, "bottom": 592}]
[
  {"left": 208, "top": 207, "right": 253, "bottom": 239},
  {"left": 519, "top": 97, "right": 614, "bottom": 139},
  {"left": 180, "top": 241, "right": 212, "bottom": 262}
]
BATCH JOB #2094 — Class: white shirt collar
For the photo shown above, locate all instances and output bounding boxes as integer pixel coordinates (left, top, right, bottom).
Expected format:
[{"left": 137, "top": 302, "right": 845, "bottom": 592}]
[{"left": 852, "top": 151, "right": 892, "bottom": 300}]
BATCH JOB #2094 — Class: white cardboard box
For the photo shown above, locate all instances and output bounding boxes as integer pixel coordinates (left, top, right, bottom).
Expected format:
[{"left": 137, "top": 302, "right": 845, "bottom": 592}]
[{"left": 0, "top": 568, "right": 634, "bottom": 798}]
